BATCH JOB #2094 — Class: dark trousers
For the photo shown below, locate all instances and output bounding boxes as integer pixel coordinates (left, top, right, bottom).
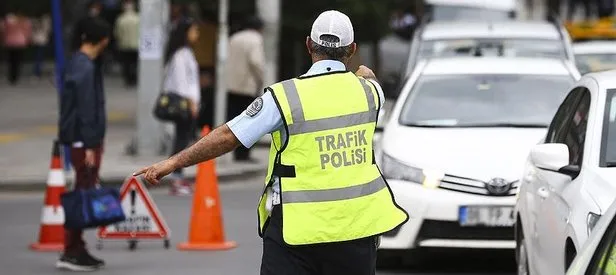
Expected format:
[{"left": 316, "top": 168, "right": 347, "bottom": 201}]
[
  {"left": 33, "top": 45, "right": 46, "bottom": 77},
  {"left": 64, "top": 146, "right": 103, "bottom": 256},
  {"left": 227, "top": 92, "right": 256, "bottom": 160},
  {"left": 119, "top": 49, "right": 138, "bottom": 86},
  {"left": 567, "top": 0, "right": 594, "bottom": 20},
  {"left": 171, "top": 117, "right": 195, "bottom": 176},
  {"left": 598, "top": 0, "right": 614, "bottom": 17},
  {"left": 6, "top": 48, "right": 24, "bottom": 85},
  {"left": 546, "top": 0, "right": 562, "bottom": 19},
  {"left": 260, "top": 206, "right": 378, "bottom": 275},
  {"left": 198, "top": 67, "right": 215, "bottom": 129}
]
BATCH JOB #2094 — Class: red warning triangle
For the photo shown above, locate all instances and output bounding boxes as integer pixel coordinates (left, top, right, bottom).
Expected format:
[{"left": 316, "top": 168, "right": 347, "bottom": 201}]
[{"left": 97, "top": 176, "right": 170, "bottom": 239}]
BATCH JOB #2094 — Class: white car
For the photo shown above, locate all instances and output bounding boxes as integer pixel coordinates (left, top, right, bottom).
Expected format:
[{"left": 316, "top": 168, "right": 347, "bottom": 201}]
[
  {"left": 402, "top": 20, "right": 575, "bottom": 80},
  {"left": 515, "top": 70, "right": 616, "bottom": 275},
  {"left": 376, "top": 56, "right": 579, "bottom": 266},
  {"left": 425, "top": 0, "right": 518, "bottom": 21},
  {"left": 573, "top": 41, "right": 616, "bottom": 75},
  {"left": 567, "top": 199, "right": 616, "bottom": 275}
]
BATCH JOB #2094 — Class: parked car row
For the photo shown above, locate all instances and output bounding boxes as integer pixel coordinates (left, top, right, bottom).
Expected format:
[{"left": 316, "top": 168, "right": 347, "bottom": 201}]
[{"left": 374, "top": 1, "right": 616, "bottom": 273}]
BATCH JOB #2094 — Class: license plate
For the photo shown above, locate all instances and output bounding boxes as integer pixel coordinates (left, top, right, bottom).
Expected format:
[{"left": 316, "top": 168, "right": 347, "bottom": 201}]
[{"left": 459, "top": 206, "right": 515, "bottom": 227}]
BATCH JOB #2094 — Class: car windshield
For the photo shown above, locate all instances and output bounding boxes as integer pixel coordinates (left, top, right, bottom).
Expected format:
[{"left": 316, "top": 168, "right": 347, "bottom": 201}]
[
  {"left": 431, "top": 5, "right": 511, "bottom": 21},
  {"left": 419, "top": 39, "right": 566, "bottom": 59},
  {"left": 602, "top": 90, "right": 616, "bottom": 166},
  {"left": 399, "top": 74, "right": 574, "bottom": 127},
  {"left": 575, "top": 53, "right": 616, "bottom": 75}
]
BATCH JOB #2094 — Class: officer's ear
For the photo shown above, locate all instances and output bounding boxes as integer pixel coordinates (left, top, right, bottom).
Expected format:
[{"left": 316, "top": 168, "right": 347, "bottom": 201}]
[
  {"left": 305, "top": 36, "right": 313, "bottom": 55},
  {"left": 349, "top": 42, "right": 357, "bottom": 58}
]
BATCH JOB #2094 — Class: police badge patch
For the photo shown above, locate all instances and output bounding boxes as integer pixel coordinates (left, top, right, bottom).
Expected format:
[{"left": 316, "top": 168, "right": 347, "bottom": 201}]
[{"left": 246, "top": 97, "right": 264, "bottom": 117}]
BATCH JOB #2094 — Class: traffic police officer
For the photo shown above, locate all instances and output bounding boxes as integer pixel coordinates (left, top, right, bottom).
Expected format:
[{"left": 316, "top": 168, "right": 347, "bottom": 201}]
[{"left": 135, "top": 10, "right": 408, "bottom": 275}]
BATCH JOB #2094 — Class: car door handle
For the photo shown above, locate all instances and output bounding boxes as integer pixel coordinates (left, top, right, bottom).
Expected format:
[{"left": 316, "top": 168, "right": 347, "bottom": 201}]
[{"left": 537, "top": 187, "right": 550, "bottom": 199}]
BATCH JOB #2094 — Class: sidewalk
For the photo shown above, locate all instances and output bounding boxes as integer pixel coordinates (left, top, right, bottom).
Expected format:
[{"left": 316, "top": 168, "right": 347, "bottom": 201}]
[{"left": 0, "top": 76, "right": 269, "bottom": 191}]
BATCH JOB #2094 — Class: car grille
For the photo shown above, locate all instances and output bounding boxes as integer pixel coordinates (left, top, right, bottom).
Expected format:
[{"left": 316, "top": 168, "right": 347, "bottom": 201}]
[
  {"left": 416, "top": 220, "right": 514, "bottom": 241},
  {"left": 439, "top": 174, "right": 519, "bottom": 196}
]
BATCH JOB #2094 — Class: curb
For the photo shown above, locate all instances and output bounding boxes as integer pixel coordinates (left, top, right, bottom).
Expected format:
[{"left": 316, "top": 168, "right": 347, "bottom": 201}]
[{"left": 0, "top": 167, "right": 267, "bottom": 192}]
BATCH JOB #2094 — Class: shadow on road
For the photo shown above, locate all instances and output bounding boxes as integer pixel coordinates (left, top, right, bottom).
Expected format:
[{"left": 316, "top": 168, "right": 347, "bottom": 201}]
[{"left": 379, "top": 248, "right": 516, "bottom": 274}]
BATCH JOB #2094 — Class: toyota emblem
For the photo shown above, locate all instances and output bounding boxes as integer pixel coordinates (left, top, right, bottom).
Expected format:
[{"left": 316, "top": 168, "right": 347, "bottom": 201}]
[{"left": 485, "top": 178, "right": 512, "bottom": 196}]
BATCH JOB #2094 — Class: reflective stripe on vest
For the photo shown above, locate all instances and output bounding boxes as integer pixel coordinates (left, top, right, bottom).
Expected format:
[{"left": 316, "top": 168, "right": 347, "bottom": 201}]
[
  {"left": 282, "top": 78, "right": 378, "bottom": 135},
  {"left": 282, "top": 177, "right": 387, "bottom": 204}
]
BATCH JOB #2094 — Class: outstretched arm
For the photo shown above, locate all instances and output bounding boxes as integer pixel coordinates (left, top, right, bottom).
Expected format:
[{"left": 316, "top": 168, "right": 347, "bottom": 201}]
[
  {"left": 171, "top": 124, "right": 240, "bottom": 168},
  {"left": 134, "top": 124, "right": 241, "bottom": 185}
]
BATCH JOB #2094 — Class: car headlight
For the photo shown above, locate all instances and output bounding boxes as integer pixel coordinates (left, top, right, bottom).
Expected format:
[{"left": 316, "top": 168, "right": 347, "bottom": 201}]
[
  {"left": 381, "top": 153, "right": 423, "bottom": 182},
  {"left": 587, "top": 212, "right": 601, "bottom": 235},
  {"left": 381, "top": 153, "right": 444, "bottom": 188}
]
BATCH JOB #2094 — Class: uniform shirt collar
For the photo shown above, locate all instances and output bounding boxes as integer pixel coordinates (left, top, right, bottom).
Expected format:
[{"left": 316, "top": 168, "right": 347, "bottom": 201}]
[{"left": 303, "top": 60, "right": 346, "bottom": 77}]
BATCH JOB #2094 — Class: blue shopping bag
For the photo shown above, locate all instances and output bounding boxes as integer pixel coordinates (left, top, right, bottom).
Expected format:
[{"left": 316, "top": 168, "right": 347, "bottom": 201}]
[{"left": 61, "top": 184, "right": 126, "bottom": 230}]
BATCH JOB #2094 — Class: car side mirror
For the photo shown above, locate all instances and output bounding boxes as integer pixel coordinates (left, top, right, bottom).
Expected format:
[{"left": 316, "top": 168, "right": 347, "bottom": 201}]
[{"left": 530, "top": 143, "right": 580, "bottom": 177}]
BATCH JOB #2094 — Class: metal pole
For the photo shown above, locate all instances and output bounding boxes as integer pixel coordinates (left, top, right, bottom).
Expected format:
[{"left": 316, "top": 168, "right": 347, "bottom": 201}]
[
  {"left": 214, "top": 0, "right": 229, "bottom": 128},
  {"left": 136, "top": 0, "right": 167, "bottom": 156},
  {"left": 214, "top": 0, "right": 232, "bottom": 163},
  {"left": 51, "top": 0, "right": 71, "bottom": 170},
  {"left": 257, "top": 0, "right": 281, "bottom": 89}
]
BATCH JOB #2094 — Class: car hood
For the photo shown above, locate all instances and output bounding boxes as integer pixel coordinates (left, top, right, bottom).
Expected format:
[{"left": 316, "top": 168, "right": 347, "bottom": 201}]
[
  {"left": 381, "top": 126, "right": 546, "bottom": 182},
  {"left": 585, "top": 169, "right": 616, "bottom": 213}
]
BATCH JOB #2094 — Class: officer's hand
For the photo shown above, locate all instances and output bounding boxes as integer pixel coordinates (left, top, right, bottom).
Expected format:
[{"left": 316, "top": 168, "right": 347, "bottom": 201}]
[
  {"left": 355, "top": 65, "right": 376, "bottom": 80},
  {"left": 133, "top": 159, "right": 178, "bottom": 185}
]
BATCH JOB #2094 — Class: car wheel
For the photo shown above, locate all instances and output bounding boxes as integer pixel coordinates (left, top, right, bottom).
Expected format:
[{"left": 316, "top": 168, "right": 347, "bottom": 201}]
[{"left": 517, "top": 236, "right": 530, "bottom": 275}]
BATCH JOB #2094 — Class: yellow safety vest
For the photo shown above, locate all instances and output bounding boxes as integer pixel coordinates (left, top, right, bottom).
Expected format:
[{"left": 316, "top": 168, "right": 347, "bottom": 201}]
[{"left": 257, "top": 71, "right": 408, "bottom": 245}]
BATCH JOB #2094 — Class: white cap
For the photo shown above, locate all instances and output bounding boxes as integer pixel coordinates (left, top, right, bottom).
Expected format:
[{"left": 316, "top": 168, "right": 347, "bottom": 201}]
[{"left": 310, "top": 10, "right": 354, "bottom": 48}]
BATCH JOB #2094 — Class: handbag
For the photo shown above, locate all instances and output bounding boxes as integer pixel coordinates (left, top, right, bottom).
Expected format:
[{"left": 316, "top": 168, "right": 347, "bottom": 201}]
[
  {"left": 152, "top": 91, "right": 191, "bottom": 122},
  {"left": 153, "top": 61, "right": 192, "bottom": 122},
  {"left": 61, "top": 169, "right": 126, "bottom": 230}
]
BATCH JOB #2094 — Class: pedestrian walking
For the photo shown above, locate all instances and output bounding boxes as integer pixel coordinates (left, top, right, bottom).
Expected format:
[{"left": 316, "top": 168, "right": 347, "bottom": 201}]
[
  {"left": 161, "top": 17, "right": 201, "bottom": 196},
  {"left": 57, "top": 17, "right": 110, "bottom": 272},
  {"left": 0, "top": 12, "right": 31, "bottom": 85},
  {"left": 567, "top": 0, "right": 594, "bottom": 21},
  {"left": 72, "top": 1, "right": 104, "bottom": 51},
  {"left": 135, "top": 10, "right": 408, "bottom": 275},
  {"left": 193, "top": 14, "right": 217, "bottom": 130},
  {"left": 31, "top": 13, "right": 51, "bottom": 78},
  {"left": 224, "top": 16, "right": 265, "bottom": 161},
  {"left": 114, "top": 0, "right": 139, "bottom": 87}
]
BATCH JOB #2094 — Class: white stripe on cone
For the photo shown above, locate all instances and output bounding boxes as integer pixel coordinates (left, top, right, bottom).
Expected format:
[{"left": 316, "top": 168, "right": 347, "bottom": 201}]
[
  {"left": 41, "top": 206, "right": 65, "bottom": 225},
  {"left": 47, "top": 169, "right": 65, "bottom": 187}
]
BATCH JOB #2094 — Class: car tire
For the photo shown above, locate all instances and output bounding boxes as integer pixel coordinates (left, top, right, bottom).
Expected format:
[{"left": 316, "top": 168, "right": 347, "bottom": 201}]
[{"left": 517, "top": 235, "right": 531, "bottom": 275}]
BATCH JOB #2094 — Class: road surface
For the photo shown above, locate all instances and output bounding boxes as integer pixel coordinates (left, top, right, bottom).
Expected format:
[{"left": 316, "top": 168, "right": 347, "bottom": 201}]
[{"left": 0, "top": 175, "right": 515, "bottom": 274}]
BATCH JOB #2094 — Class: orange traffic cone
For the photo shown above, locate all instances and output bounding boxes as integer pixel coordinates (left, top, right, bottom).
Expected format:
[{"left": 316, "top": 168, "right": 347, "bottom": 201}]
[
  {"left": 30, "top": 140, "right": 66, "bottom": 251},
  {"left": 177, "top": 126, "right": 237, "bottom": 251}
]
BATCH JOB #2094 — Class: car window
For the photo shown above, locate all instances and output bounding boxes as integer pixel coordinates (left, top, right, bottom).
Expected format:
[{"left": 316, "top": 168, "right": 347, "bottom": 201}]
[
  {"left": 546, "top": 88, "right": 583, "bottom": 143},
  {"left": 556, "top": 90, "right": 590, "bottom": 166},
  {"left": 575, "top": 54, "right": 616, "bottom": 75},
  {"left": 419, "top": 39, "right": 566, "bottom": 60},
  {"left": 586, "top": 213, "right": 616, "bottom": 275},
  {"left": 398, "top": 74, "right": 573, "bottom": 127},
  {"left": 600, "top": 89, "right": 616, "bottom": 167}
]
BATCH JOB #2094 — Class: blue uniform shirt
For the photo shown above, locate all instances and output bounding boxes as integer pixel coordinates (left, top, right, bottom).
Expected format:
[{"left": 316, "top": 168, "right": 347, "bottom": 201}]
[{"left": 226, "top": 60, "right": 385, "bottom": 209}]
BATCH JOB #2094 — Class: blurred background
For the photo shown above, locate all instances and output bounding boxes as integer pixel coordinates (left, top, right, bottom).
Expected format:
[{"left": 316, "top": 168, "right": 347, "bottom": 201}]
[{"left": 2, "top": 0, "right": 616, "bottom": 274}]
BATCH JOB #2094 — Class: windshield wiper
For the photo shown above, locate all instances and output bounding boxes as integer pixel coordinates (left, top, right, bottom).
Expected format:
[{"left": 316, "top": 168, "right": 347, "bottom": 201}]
[
  {"left": 453, "top": 123, "right": 548, "bottom": 128},
  {"left": 605, "top": 162, "right": 616, "bottom": 167},
  {"left": 403, "top": 123, "right": 456, "bottom": 128},
  {"left": 403, "top": 122, "right": 548, "bottom": 128}
]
